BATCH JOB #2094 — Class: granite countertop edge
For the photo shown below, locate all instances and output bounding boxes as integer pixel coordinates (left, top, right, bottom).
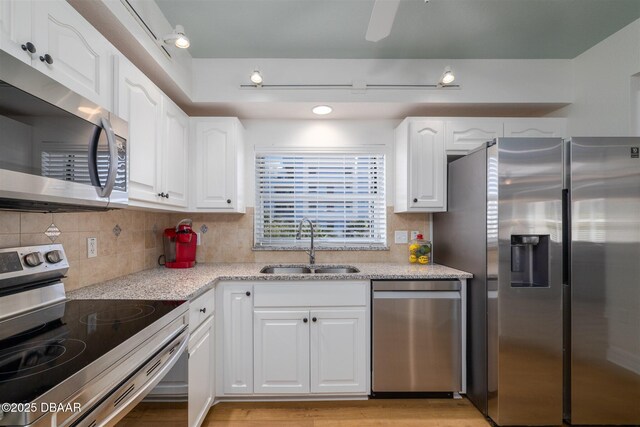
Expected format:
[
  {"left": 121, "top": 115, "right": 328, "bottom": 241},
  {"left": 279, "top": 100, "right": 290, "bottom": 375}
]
[{"left": 67, "top": 262, "right": 473, "bottom": 301}]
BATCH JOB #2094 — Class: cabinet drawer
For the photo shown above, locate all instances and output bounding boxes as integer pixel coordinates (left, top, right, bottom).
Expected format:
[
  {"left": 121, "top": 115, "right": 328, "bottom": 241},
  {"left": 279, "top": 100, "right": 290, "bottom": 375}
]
[
  {"left": 254, "top": 282, "right": 367, "bottom": 307},
  {"left": 189, "top": 289, "right": 215, "bottom": 332}
]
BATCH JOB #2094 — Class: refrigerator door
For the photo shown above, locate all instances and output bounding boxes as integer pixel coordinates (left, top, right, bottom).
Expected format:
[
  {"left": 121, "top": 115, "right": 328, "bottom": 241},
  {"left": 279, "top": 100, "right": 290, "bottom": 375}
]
[
  {"left": 569, "top": 137, "right": 640, "bottom": 425},
  {"left": 488, "top": 138, "right": 564, "bottom": 426}
]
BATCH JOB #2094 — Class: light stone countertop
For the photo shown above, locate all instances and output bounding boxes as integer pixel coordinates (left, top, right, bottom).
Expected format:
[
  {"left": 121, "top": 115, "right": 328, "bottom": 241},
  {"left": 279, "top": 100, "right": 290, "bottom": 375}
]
[{"left": 67, "top": 262, "right": 473, "bottom": 301}]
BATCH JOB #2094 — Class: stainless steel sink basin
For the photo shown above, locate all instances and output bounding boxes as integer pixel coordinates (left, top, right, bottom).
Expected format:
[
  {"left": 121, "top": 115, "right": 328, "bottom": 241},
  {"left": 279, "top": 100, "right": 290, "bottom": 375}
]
[
  {"left": 260, "top": 265, "right": 360, "bottom": 274},
  {"left": 260, "top": 266, "right": 312, "bottom": 274},
  {"left": 313, "top": 267, "right": 360, "bottom": 274}
]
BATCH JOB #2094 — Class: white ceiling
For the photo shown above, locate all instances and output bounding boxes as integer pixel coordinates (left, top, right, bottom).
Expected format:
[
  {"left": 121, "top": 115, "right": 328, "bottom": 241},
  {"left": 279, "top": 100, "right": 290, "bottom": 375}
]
[{"left": 155, "top": 0, "right": 640, "bottom": 59}]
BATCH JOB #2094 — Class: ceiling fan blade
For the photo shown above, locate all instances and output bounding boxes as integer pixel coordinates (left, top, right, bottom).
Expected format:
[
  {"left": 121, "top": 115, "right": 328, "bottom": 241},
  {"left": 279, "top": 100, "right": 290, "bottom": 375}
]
[{"left": 365, "top": 0, "right": 401, "bottom": 42}]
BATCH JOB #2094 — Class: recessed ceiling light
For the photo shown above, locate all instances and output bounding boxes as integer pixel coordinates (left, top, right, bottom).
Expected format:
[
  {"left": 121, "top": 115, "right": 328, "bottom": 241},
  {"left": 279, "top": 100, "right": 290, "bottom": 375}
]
[
  {"left": 312, "top": 105, "right": 333, "bottom": 115},
  {"left": 250, "top": 70, "right": 263, "bottom": 86}
]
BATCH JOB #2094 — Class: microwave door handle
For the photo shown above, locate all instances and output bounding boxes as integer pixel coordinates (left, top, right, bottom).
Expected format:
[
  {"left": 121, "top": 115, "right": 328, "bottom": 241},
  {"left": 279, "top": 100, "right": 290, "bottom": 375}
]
[{"left": 93, "top": 117, "right": 118, "bottom": 197}]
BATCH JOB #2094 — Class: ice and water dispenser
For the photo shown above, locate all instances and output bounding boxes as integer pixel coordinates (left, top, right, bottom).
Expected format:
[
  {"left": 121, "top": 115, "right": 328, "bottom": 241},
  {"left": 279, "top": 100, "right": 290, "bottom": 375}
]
[{"left": 510, "top": 235, "right": 550, "bottom": 287}]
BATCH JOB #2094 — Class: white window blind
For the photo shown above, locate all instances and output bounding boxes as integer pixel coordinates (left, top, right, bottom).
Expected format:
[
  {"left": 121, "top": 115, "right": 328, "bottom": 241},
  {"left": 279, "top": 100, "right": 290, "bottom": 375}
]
[{"left": 255, "top": 152, "right": 386, "bottom": 248}]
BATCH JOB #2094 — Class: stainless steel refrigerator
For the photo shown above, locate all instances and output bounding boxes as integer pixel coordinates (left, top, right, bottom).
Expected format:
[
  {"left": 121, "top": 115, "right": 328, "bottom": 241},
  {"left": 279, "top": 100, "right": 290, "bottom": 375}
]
[
  {"left": 566, "top": 137, "right": 640, "bottom": 425},
  {"left": 433, "top": 137, "right": 640, "bottom": 426}
]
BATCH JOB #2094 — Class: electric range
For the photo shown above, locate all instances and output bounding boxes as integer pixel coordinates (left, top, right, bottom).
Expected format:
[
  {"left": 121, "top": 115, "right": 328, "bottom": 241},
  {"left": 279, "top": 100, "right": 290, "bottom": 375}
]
[{"left": 0, "top": 244, "right": 188, "bottom": 427}]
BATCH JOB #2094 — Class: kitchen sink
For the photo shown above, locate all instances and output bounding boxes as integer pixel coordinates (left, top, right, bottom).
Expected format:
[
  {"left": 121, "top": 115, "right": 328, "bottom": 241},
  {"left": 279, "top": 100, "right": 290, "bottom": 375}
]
[
  {"left": 260, "top": 266, "right": 313, "bottom": 274},
  {"left": 313, "top": 267, "right": 360, "bottom": 274},
  {"left": 260, "top": 265, "right": 360, "bottom": 274}
]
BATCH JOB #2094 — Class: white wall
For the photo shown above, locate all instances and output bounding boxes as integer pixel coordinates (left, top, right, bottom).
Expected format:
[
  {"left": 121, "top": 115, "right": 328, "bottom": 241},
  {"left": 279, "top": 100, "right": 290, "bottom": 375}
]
[
  {"left": 557, "top": 19, "right": 640, "bottom": 136},
  {"left": 242, "top": 119, "right": 398, "bottom": 207}
]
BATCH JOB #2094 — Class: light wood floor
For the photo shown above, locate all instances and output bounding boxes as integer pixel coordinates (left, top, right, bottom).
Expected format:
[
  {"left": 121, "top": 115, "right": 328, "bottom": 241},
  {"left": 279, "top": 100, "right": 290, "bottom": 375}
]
[{"left": 117, "top": 399, "right": 491, "bottom": 426}]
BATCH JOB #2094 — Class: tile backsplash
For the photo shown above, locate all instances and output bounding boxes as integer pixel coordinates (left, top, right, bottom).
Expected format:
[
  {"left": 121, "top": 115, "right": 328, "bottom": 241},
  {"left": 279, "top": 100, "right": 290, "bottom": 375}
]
[
  {"left": 0, "top": 210, "right": 173, "bottom": 292},
  {"left": 171, "top": 207, "right": 430, "bottom": 265},
  {"left": 0, "top": 207, "right": 429, "bottom": 292}
]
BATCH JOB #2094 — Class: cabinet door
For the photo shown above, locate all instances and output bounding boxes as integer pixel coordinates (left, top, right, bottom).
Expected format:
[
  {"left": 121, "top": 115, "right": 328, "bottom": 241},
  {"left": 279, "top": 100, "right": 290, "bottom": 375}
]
[
  {"left": 116, "top": 58, "right": 163, "bottom": 204},
  {"left": 445, "top": 119, "right": 502, "bottom": 154},
  {"left": 503, "top": 118, "right": 566, "bottom": 138},
  {"left": 222, "top": 285, "right": 253, "bottom": 394},
  {"left": 162, "top": 98, "right": 189, "bottom": 207},
  {"left": 189, "top": 316, "right": 214, "bottom": 427},
  {"left": 0, "top": 0, "right": 32, "bottom": 64},
  {"left": 310, "top": 309, "right": 367, "bottom": 394},
  {"left": 408, "top": 120, "right": 446, "bottom": 211},
  {"left": 254, "top": 310, "right": 310, "bottom": 394},
  {"left": 31, "top": 0, "right": 113, "bottom": 109},
  {"left": 193, "top": 118, "right": 241, "bottom": 211}
]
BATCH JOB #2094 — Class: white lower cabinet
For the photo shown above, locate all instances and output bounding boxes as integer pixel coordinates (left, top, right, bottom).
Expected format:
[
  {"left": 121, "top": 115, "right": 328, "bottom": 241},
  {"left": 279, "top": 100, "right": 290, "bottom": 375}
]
[
  {"left": 254, "top": 310, "right": 310, "bottom": 394},
  {"left": 218, "top": 281, "right": 369, "bottom": 398},
  {"left": 310, "top": 309, "right": 366, "bottom": 394},
  {"left": 188, "top": 315, "right": 214, "bottom": 427},
  {"left": 221, "top": 284, "right": 254, "bottom": 394},
  {"left": 253, "top": 308, "right": 367, "bottom": 395}
]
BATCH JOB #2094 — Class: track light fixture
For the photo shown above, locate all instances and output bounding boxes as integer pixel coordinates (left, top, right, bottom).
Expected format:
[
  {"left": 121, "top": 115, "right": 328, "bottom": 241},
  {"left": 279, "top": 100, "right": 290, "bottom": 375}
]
[
  {"left": 250, "top": 70, "right": 263, "bottom": 86},
  {"left": 163, "top": 25, "right": 190, "bottom": 49},
  {"left": 439, "top": 66, "right": 455, "bottom": 85}
]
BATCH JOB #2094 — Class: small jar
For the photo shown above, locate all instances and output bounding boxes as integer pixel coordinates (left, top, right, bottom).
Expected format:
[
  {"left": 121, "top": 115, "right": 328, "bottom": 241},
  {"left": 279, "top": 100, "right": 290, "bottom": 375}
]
[{"left": 408, "top": 234, "right": 432, "bottom": 265}]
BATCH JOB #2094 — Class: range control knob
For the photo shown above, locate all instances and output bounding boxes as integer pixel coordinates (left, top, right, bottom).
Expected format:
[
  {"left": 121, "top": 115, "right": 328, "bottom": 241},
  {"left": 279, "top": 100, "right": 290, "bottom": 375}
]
[
  {"left": 45, "top": 250, "right": 64, "bottom": 264},
  {"left": 24, "top": 252, "right": 45, "bottom": 267}
]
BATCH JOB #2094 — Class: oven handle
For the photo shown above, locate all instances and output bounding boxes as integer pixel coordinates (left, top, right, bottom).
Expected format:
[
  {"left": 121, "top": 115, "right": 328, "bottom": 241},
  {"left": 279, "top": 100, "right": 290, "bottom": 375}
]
[
  {"left": 89, "top": 117, "right": 118, "bottom": 198},
  {"left": 72, "top": 328, "right": 188, "bottom": 427}
]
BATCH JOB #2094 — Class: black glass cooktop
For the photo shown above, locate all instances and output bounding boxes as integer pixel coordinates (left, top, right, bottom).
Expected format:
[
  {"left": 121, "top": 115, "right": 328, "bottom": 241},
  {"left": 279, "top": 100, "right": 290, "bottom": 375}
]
[{"left": 0, "top": 299, "right": 185, "bottom": 405}]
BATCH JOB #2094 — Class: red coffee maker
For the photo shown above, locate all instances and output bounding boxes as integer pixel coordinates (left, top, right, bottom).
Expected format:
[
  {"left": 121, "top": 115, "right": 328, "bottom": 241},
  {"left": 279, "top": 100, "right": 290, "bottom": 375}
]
[{"left": 162, "top": 219, "right": 197, "bottom": 268}]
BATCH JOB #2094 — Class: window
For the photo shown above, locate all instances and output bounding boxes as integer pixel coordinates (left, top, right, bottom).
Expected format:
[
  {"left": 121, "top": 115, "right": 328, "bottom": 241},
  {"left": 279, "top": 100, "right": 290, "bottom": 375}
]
[{"left": 254, "top": 151, "right": 386, "bottom": 248}]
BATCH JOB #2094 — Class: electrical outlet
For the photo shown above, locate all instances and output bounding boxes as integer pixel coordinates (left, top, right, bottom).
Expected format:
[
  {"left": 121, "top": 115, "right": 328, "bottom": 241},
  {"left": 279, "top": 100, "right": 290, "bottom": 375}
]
[
  {"left": 87, "top": 237, "right": 97, "bottom": 258},
  {"left": 196, "top": 232, "right": 202, "bottom": 246},
  {"left": 394, "top": 230, "right": 408, "bottom": 244},
  {"left": 411, "top": 231, "right": 420, "bottom": 240}
]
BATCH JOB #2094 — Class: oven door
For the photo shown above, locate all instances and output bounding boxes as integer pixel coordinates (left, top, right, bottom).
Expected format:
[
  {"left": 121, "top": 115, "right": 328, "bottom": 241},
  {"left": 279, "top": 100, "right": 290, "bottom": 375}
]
[{"left": 0, "top": 51, "right": 128, "bottom": 212}]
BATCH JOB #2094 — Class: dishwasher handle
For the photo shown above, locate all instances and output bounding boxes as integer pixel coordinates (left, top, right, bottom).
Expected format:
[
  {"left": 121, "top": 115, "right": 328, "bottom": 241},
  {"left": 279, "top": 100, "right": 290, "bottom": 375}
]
[{"left": 373, "top": 291, "right": 461, "bottom": 299}]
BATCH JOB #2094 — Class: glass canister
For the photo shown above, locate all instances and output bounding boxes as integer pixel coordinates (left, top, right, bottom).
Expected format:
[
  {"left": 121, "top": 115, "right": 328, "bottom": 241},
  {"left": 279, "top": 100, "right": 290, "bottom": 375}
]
[{"left": 408, "top": 234, "right": 432, "bottom": 265}]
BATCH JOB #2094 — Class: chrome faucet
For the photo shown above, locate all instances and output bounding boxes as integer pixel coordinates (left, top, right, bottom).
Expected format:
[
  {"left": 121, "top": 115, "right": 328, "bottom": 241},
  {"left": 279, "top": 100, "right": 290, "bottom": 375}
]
[{"left": 296, "top": 217, "right": 315, "bottom": 265}]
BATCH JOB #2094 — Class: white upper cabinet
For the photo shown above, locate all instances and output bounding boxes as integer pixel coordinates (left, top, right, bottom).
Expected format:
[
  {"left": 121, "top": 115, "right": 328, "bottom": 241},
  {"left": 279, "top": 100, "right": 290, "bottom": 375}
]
[
  {"left": 161, "top": 97, "right": 189, "bottom": 208},
  {"left": 116, "top": 57, "right": 163, "bottom": 204},
  {"left": 191, "top": 118, "right": 245, "bottom": 213},
  {"left": 444, "top": 119, "right": 503, "bottom": 155},
  {"left": 503, "top": 118, "right": 567, "bottom": 138},
  {"left": 395, "top": 118, "right": 447, "bottom": 213},
  {"left": 0, "top": 0, "right": 115, "bottom": 109},
  {"left": 116, "top": 57, "right": 189, "bottom": 209},
  {"left": 0, "top": 0, "right": 32, "bottom": 64}
]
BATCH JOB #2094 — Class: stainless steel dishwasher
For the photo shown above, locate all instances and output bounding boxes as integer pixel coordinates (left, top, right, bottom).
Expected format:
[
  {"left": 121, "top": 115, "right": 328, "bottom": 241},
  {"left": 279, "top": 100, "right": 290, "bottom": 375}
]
[{"left": 372, "top": 280, "right": 462, "bottom": 394}]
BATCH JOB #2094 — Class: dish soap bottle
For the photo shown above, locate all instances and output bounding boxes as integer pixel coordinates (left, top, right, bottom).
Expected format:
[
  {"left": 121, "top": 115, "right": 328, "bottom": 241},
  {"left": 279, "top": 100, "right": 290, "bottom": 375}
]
[{"left": 409, "top": 234, "right": 432, "bottom": 265}]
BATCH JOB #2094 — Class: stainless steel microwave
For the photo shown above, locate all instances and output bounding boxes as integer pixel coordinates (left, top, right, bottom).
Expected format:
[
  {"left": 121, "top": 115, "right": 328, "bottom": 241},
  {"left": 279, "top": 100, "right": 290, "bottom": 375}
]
[{"left": 0, "top": 50, "right": 128, "bottom": 212}]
